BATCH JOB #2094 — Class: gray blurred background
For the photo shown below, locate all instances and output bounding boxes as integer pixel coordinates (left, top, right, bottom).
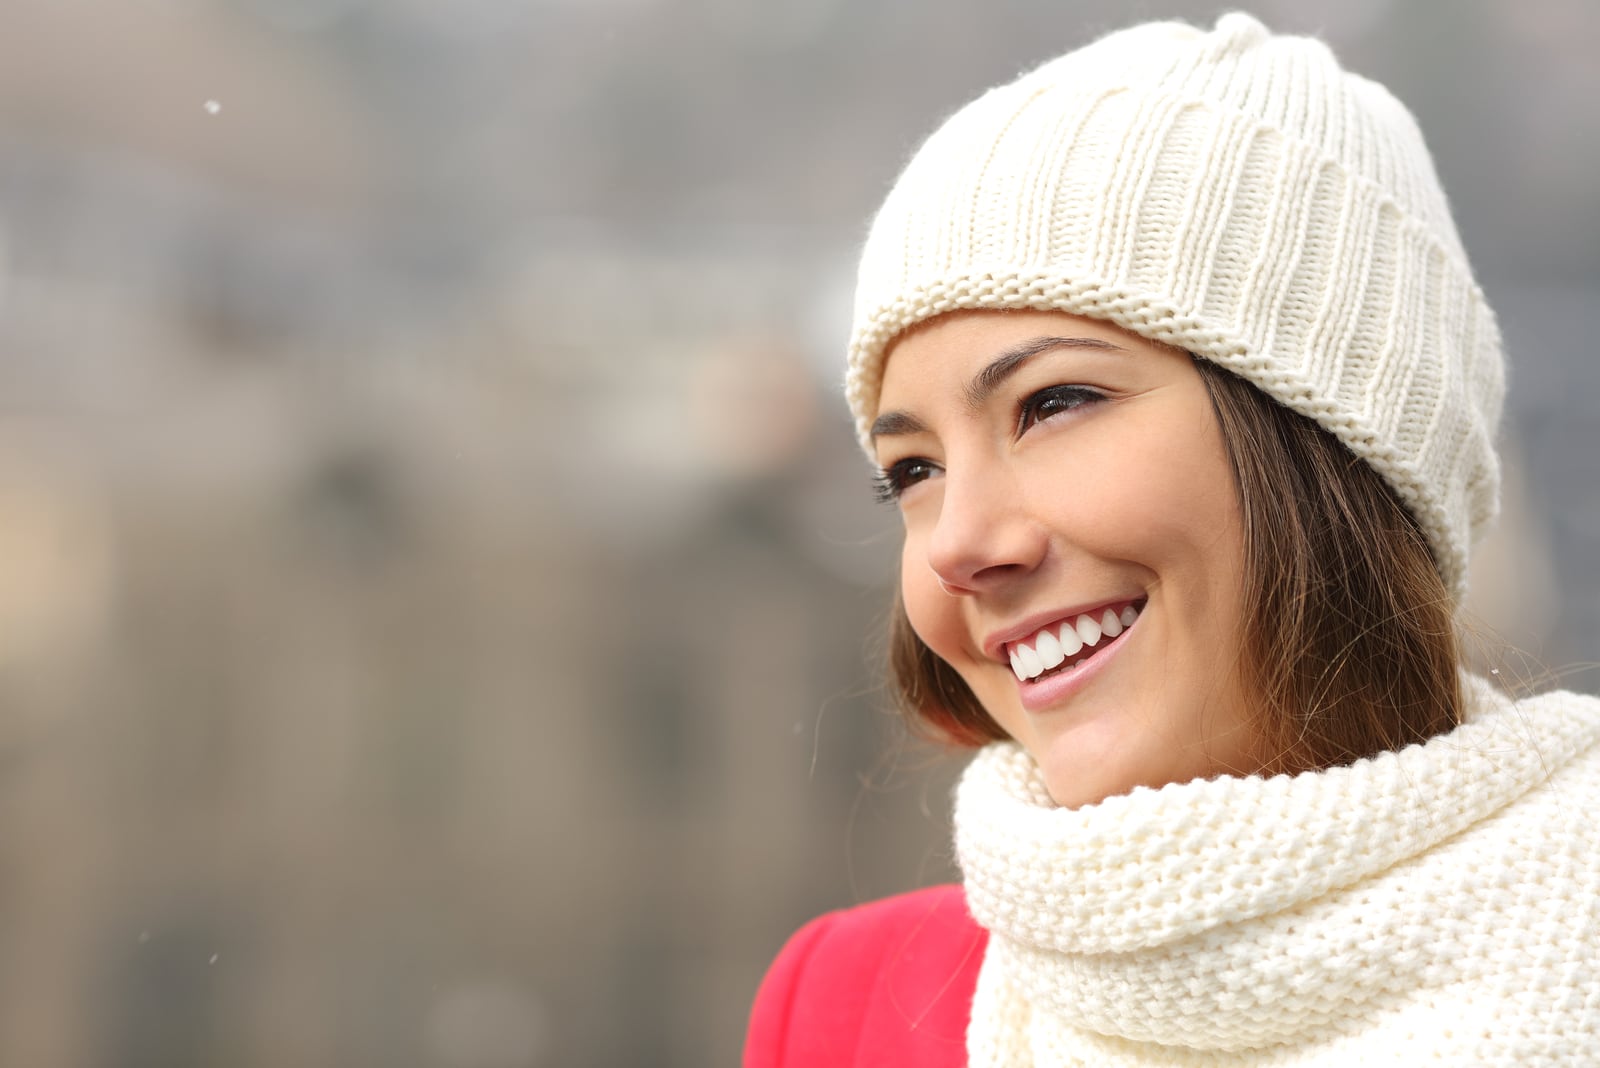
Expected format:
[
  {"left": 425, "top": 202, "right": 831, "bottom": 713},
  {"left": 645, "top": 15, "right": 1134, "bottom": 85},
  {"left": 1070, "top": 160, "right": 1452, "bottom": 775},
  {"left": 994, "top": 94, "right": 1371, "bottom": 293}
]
[{"left": 0, "top": 1, "right": 1595, "bottom": 1065}]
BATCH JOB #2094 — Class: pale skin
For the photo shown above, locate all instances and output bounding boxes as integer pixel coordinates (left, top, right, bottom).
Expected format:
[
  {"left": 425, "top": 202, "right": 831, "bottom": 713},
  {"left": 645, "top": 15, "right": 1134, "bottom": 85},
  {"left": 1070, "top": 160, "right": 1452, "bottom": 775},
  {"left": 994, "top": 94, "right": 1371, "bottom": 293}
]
[{"left": 873, "top": 310, "right": 1263, "bottom": 809}]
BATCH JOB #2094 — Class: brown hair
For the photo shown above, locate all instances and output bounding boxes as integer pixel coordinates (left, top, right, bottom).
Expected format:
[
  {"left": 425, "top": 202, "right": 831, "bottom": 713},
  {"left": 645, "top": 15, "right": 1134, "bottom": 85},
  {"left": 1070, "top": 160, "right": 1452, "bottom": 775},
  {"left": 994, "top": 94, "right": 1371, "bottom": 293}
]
[{"left": 887, "top": 358, "right": 1462, "bottom": 774}]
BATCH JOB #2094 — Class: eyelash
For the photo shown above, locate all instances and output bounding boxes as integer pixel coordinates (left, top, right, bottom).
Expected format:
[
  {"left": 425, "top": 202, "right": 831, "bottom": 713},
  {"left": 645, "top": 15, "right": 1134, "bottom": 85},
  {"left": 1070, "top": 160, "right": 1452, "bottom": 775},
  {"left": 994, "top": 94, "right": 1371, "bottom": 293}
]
[
  {"left": 1018, "top": 384, "right": 1102, "bottom": 434},
  {"left": 872, "top": 384, "right": 1104, "bottom": 504},
  {"left": 872, "top": 461, "right": 934, "bottom": 504}
]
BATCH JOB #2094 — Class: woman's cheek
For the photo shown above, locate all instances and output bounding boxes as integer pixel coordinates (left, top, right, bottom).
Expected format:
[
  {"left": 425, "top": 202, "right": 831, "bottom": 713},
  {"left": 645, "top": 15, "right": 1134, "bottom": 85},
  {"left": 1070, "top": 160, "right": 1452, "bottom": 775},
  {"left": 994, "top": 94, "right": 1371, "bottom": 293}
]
[{"left": 900, "top": 536, "right": 949, "bottom": 654}]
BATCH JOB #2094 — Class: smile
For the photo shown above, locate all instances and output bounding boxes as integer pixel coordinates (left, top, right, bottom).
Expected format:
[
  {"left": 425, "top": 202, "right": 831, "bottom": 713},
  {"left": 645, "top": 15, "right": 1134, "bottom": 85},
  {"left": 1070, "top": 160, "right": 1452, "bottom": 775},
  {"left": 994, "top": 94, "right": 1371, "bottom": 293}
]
[{"left": 1006, "top": 600, "right": 1143, "bottom": 683}]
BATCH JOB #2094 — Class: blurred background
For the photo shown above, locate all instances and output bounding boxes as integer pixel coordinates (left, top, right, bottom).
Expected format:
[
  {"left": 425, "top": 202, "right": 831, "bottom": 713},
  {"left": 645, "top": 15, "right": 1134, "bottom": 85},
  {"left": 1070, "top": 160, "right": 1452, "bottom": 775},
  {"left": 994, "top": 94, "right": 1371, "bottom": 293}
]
[{"left": 0, "top": 0, "right": 1595, "bottom": 1064}]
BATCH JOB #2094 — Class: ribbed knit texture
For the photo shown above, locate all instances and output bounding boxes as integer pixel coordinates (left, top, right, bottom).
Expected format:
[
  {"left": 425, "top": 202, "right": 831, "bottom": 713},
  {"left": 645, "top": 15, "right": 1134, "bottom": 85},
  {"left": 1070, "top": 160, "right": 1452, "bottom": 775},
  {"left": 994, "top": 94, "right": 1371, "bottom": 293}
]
[
  {"left": 953, "top": 677, "right": 1600, "bottom": 1065},
  {"left": 845, "top": 12, "right": 1503, "bottom": 599}
]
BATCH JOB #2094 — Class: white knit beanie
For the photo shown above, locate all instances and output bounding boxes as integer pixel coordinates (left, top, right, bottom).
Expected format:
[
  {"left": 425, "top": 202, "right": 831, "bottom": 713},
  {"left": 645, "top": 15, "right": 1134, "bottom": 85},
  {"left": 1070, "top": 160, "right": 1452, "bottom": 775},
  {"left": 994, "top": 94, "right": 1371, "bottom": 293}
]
[{"left": 845, "top": 12, "right": 1504, "bottom": 600}]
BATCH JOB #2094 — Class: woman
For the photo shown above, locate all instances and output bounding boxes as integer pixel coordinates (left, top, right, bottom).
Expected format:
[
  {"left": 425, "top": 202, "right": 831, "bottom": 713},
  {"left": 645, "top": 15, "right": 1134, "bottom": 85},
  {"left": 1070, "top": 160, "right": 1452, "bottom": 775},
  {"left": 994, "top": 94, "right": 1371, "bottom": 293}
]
[{"left": 745, "top": 12, "right": 1600, "bottom": 1067}]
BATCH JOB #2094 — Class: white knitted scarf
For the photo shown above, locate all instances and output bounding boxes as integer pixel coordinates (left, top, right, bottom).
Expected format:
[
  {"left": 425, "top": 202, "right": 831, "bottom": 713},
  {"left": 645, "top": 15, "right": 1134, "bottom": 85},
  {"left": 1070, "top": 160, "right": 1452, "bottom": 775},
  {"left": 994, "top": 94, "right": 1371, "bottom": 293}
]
[{"left": 954, "top": 677, "right": 1600, "bottom": 1066}]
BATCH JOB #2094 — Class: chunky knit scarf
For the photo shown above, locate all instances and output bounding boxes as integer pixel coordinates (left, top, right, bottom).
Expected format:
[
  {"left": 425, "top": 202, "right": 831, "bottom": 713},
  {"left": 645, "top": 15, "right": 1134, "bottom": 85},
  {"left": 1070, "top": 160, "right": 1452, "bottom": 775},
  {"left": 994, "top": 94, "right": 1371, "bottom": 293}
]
[{"left": 954, "top": 677, "right": 1600, "bottom": 1066}]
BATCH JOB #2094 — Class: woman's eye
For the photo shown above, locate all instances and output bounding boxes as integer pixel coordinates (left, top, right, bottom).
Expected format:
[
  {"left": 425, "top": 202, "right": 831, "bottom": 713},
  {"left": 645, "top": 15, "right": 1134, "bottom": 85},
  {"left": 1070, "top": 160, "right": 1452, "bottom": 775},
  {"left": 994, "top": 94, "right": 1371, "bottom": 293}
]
[
  {"left": 872, "top": 457, "right": 940, "bottom": 504},
  {"left": 1019, "top": 384, "right": 1102, "bottom": 433}
]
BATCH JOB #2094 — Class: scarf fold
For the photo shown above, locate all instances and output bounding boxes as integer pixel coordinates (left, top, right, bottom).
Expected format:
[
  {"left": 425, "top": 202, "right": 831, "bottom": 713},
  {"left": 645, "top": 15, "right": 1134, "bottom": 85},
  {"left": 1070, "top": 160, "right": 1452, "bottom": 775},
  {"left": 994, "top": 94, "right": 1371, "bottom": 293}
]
[{"left": 954, "top": 677, "right": 1600, "bottom": 1065}]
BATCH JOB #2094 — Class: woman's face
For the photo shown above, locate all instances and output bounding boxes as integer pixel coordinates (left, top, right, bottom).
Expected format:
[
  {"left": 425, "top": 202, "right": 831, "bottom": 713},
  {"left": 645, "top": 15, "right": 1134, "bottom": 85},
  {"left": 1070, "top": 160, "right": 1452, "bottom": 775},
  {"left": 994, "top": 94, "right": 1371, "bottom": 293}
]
[{"left": 873, "top": 310, "right": 1261, "bottom": 808}]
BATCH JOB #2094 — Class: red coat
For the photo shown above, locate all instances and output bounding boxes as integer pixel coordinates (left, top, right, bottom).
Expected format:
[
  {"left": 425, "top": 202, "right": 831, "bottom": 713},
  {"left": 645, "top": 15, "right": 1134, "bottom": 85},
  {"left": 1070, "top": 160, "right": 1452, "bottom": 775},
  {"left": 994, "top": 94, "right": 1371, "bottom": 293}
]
[{"left": 743, "top": 885, "right": 987, "bottom": 1067}]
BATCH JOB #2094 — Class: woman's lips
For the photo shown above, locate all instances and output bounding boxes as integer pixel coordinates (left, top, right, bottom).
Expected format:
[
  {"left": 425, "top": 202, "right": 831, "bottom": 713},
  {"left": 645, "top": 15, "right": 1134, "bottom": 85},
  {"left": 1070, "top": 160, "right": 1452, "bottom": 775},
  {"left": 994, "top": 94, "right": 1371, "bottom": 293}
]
[
  {"left": 1006, "top": 600, "right": 1143, "bottom": 682},
  {"left": 1012, "top": 604, "right": 1141, "bottom": 714}
]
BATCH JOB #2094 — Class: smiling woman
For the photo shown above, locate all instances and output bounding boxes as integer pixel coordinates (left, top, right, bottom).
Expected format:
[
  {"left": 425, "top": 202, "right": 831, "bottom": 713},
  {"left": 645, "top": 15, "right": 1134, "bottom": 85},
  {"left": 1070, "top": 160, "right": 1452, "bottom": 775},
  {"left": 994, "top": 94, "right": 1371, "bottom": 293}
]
[
  {"left": 877, "top": 312, "right": 1465, "bottom": 802},
  {"left": 877, "top": 311, "right": 1257, "bottom": 811},
  {"left": 745, "top": 12, "right": 1600, "bottom": 1068}
]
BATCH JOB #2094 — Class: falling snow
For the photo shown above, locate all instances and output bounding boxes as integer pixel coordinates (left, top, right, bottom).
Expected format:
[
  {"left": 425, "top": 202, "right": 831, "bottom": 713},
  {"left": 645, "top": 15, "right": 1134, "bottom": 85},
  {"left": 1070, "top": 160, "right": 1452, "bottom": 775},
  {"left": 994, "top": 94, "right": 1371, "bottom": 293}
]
[{"left": 203, "top": 100, "right": 221, "bottom": 115}]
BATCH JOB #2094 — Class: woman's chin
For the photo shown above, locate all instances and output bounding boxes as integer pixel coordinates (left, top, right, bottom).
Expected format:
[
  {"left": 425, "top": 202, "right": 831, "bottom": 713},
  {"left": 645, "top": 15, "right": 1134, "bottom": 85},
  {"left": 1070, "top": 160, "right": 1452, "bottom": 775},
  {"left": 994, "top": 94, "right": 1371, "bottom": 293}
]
[
  {"left": 1031, "top": 726, "right": 1222, "bottom": 810},
  {"left": 1035, "top": 747, "right": 1135, "bottom": 810},
  {"left": 1023, "top": 708, "right": 1143, "bottom": 809}
]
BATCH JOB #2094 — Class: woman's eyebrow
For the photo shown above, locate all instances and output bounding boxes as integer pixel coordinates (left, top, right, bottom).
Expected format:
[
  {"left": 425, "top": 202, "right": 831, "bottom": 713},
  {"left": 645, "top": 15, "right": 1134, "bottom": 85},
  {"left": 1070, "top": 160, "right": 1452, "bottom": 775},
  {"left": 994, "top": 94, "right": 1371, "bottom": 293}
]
[
  {"left": 870, "top": 335, "right": 1124, "bottom": 442},
  {"left": 870, "top": 410, "right": 927, "bottom": 440},
  {"left": 964, "top": 335, "right": 1124, "bottom": 410}
]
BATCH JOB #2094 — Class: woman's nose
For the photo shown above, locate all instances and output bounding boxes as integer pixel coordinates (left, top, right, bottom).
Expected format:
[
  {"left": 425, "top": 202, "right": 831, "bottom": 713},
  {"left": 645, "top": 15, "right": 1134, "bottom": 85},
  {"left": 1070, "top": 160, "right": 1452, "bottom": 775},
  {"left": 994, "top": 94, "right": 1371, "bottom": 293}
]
[{"left": 924, "top": 463, "right": 1046, "bottom": 594}]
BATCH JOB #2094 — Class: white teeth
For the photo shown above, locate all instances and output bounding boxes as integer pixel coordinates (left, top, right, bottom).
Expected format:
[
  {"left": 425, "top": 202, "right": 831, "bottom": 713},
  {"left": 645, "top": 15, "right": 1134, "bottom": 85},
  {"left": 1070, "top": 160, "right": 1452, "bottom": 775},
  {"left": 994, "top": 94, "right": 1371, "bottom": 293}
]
[
  {"left": 1010, "top": 602, "right": 1143, "bottom": 683},
  {"left": 1016, "top": 642, "right": 1043, "bottom": 680},
  {"left": 1058, "top": 621, "right": 1082, "bottom": 656},
  {"left": 1035, "top": 629, "right": 1064, "bottom": 671}
]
